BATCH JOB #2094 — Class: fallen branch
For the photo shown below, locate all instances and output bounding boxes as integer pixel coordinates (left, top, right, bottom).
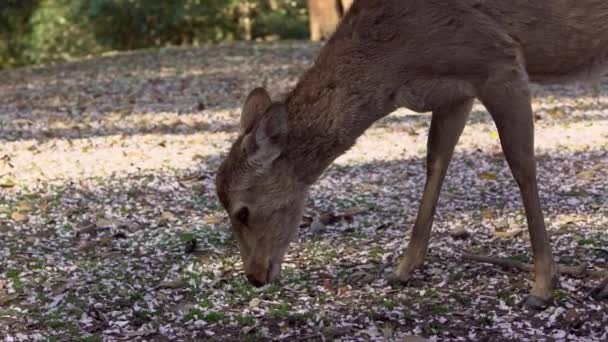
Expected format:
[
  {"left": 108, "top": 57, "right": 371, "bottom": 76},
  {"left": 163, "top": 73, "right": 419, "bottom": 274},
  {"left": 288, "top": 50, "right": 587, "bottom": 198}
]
[{"left": 462, "top": 253, "right": 607, "bottom": 279}]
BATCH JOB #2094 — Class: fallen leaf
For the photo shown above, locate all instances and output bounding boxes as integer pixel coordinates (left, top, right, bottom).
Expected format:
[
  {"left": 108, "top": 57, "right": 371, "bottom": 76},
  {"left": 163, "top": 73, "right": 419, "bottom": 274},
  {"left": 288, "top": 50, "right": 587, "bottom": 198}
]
[
  {"left": 318, "top": 272, "right": 334, "bottom": 279},
  {"left": 548, "top": 109, "right": 566, "bottom": 119},
  {"left": 16, "top": 200, "right": 32, "bottom": 212},
  {"left": 95, "top": 218, "right": 116, "bottom": 228},
  {"left": 157, "top": 280, "right": 185, "bottom": 289},
  {"left": 480, "top": 208, "right": 497, "bottom": 220},
  {"left": 559, "top": 215, "right": 585, "bottom": 225},
  {"left": 249, "top": 298, "right": 261, "bottom": 308},
  {"left": 479, "top": 172, "right": 497, "bottom": 181},
  {"left": 338, "top": 287, "right": 349, "bottom": 296},
  {"left": 494, "top": 228, "right": 523, "bottom": 239},
  {"left": 161, "top": 211, "right": 176, "bottom": 221},
  {"left": 10, "top": 211, "right": 27, "bottom": 222},
  {"left": 278, "top": 322, "right": 289, "bottom": 334},
  {"left": 576, "top": 169, "right": 597, "bottom": 181},
  {"left": 322, "top": 279, "right": 333, "bottom": 291},
  {"left": 0, "top": 178, "right": 16, "bottom": 188},
  {"left": 202, "top": 214, "right": 222, "bottom": 224}
]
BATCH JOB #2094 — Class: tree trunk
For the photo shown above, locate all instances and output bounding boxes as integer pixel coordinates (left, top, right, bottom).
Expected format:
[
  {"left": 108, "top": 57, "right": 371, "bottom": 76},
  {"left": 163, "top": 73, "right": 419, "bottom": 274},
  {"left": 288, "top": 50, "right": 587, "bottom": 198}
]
[
  {"left": 238, "top": 2, "right": 254, "bottom": 41},
  {"left": 306, "top": 0, "right": 342, "bottom": 41},
  {"left": 268, "top": 0, "right": 279, "bottom": 10}
]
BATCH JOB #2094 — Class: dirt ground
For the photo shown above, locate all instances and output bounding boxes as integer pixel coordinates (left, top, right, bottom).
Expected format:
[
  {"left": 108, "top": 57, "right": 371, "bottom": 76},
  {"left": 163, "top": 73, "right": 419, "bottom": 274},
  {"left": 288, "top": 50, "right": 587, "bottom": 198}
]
[{"left": 1, "top": 42, "right": 607, "bottom": 341}]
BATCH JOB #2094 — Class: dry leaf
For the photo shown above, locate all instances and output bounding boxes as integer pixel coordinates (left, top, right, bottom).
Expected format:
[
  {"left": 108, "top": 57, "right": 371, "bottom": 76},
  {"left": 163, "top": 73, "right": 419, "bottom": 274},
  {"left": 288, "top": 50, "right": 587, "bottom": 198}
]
[
  {"left": 16, "top": 200, "right": 32, "bottom": 212},
  {"left": 559, "top": 215, "right": 585, "bottom": 225},
  {"left": 278, "top": 322, "right": 289, "bottom": 334},
  {"left": 161, "top": 211, "right": 176, "bottom": 221},
  {"left": 494, "top": 228, "right": 523, "bottom": 239},
  {"left": 479, "top": 172, "right": 497, "bottom": 181},
  {"left": 202, "top": 214, "right": 223, "bottom": 224},
  {"left": 0, "top": 178, "right": 16, "bottom": 188},
  {"left": 576, "top": 170, "right": 597, "bottom": 181},
  {"left": 318, "top": 272, "right": 334, "bottom": 279},
  {"left": 95, "top": 218, "right": 116, "bottom": 228},
  {"left": 10, "top": 211, "right": 27, "bottom": 222},
  {"left": 548, "top": 109, "right": 566, "bottom": 118},
  {"left": 338, "top": 287, "right": 349, "bottom": 296},
  {"left": 480, "top": 208, "right": 497, "bottom": 220},
  {"left": 322, "top": 278, "right": 333, "bottom": 291},
  {"left": 249, "top": 298, "right": 261, "bottom": 308}
]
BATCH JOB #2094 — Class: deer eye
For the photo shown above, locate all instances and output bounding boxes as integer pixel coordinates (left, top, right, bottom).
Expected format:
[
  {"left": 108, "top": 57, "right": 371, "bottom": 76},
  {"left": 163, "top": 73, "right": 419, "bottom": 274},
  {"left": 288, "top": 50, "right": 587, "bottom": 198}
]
[{"left": 236, "top": 207, "right": 250, "bottom": 225}]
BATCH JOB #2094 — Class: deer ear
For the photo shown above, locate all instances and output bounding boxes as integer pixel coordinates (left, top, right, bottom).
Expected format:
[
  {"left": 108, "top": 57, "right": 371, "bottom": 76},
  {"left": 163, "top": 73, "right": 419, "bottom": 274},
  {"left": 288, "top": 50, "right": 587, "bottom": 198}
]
[
  {"left": 241, "top": 87, "right": 272, "bottom": 133},
  {"left": 246, "top": 103, "right": 288, "bottom": 168}
]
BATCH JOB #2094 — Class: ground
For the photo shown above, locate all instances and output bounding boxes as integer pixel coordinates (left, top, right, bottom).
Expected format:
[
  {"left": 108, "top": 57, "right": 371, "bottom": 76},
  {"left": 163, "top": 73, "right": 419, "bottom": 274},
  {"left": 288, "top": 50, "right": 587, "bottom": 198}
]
[{"left": 0, "top": 42, "right": 607, "bottom": 341}]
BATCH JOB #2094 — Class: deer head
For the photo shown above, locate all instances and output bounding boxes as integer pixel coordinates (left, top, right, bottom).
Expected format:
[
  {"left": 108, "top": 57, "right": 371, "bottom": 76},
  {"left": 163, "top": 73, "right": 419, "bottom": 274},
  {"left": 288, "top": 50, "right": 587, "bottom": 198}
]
[{"left": 216, "top": 87, "right": 308, "bottom": 287}]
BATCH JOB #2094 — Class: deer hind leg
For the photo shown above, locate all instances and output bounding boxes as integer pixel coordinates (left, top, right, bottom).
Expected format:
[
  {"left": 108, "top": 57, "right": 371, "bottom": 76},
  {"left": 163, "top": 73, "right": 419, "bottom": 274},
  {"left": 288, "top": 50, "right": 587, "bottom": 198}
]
[
  {"left": 396, "top": 99, "right": 473, "bottom": 282},
  {"left": 477, "top": 69, "right": 557, "bottom": 309}
]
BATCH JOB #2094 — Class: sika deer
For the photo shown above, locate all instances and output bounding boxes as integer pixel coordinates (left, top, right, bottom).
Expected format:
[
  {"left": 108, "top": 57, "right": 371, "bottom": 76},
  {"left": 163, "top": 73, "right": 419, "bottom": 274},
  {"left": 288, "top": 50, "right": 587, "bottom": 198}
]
[{"left": 216, "top": 0, "right": 608, "bottom": 309}]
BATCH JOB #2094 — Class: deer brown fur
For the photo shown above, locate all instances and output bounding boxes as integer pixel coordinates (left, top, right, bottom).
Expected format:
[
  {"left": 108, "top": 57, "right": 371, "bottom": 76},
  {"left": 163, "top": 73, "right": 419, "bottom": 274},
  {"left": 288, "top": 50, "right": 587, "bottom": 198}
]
[{"left": 216, "top": 0, "right": 608, "bottom": 309}]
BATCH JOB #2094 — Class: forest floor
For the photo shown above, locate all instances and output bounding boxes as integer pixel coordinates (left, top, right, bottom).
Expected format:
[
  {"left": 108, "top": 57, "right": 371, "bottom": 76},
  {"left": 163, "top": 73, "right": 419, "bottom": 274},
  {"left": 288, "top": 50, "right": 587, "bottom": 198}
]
[{"left": 1, "top": 42, "right": 607, "bottom": 341}]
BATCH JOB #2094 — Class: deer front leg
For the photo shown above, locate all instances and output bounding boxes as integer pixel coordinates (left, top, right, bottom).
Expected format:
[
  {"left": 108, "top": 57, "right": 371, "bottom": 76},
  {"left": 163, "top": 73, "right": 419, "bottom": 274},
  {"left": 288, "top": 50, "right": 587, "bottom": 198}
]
[
  {"left": 396, "top": 99, "right": 473, "bottom": 282},
  {"left": 478, "top": 72, "right": 557, "bottom": 309}
]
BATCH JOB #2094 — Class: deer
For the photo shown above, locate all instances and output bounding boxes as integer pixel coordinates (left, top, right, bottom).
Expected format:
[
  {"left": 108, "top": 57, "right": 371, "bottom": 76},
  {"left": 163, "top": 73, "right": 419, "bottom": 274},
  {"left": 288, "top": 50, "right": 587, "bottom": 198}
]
[{"left": 216, "top": 0, "right": 608, "bottom": 309}]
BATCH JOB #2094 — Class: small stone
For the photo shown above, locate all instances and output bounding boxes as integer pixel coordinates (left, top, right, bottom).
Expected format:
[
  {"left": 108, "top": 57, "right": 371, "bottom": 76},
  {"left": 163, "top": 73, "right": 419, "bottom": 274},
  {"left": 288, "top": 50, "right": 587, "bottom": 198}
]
[
  {"left": 450, "top": 225, "right": 470, "bottom": 240},
  {"left": 311, "top": 219, "right": 326, "bottom": 235}
]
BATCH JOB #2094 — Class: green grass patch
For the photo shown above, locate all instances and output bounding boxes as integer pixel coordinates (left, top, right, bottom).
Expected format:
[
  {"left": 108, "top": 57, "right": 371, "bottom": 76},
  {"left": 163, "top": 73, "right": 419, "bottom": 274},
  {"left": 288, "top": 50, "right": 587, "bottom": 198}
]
[
  {"left": 203, "top": 311, "right": 226, "bottom": 323},
  {"left": 553, "top": 289, "right": 570, "bottom": 301},
  {"left": 430, "top": 303, "right": 449, "bottom": 315},
  {"left": 497, "top": 291, "right": 515, "bottom": 306},
  {"left": 236, "top": 314, "right": 256, "bottom": 326},
  {"left": 381, "top": 299, "right": 397, "bottom": 310},
  {"left": 269, "top": 303, "right": 291, "bottom": 319},
  {"left": 6, "top": 268, "right": 22, "bottom": 290},
  {"left": 369, "top": 246, "right": 384, "bottom": 259},
  {"left": 129, "top": 291, "right": 144, "bottom": 302}
]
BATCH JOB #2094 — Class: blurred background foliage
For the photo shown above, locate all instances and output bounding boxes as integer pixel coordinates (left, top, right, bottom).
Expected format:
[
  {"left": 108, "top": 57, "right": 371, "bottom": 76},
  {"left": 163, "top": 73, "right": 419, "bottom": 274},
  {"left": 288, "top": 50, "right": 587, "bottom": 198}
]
[{"left": 0, "top": 0, "right": 310, "bottom": 69}]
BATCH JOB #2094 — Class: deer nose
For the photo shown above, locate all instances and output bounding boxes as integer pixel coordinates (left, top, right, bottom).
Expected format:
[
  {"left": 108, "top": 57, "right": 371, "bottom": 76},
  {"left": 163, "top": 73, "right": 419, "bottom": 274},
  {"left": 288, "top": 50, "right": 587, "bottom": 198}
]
[
  {"left": 246, "top": 273, "right": 267, "bottom": 288},
  {"left": 245, "top": 260, "right": 273, "bottom": 287}
]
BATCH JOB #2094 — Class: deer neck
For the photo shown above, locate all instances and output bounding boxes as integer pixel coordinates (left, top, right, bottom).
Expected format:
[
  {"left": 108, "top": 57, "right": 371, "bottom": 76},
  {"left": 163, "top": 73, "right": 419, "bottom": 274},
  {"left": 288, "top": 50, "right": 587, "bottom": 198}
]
[{"left": 282, "top": 63, "right": 395, "bottom": 185}]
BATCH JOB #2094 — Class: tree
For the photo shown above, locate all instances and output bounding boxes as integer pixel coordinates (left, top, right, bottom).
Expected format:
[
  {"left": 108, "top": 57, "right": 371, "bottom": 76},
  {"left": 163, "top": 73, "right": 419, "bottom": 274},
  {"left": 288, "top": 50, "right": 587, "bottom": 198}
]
[{"left": 306, "top": 0, "right": 352, "bottom": 41}]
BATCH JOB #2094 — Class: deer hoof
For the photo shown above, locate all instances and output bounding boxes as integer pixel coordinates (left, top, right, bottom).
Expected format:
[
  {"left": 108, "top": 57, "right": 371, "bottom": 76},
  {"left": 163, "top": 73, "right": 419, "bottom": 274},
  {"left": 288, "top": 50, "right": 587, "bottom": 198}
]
[{"left": 523, "top": 295, "right": 551, "bottom": 310}]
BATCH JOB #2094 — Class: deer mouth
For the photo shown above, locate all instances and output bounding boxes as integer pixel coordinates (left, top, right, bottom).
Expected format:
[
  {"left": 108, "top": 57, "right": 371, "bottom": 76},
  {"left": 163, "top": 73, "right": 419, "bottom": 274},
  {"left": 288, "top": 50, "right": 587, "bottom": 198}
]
[{"left": 246, "top": 261, "right": 280, "bottom": 287}]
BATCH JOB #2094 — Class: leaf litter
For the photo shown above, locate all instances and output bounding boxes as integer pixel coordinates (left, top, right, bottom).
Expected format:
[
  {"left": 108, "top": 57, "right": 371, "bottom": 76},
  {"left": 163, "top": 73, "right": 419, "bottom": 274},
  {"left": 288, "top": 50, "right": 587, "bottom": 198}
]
[{"left": 0, "top": 42, "right": 607, "bottom": 341}]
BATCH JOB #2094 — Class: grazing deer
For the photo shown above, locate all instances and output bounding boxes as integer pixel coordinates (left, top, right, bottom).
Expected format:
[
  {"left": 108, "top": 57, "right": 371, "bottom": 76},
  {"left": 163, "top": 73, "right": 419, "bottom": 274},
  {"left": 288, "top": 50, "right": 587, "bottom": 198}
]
[{"left": 216, "top": 0, "right": 608, "bottom": 309}]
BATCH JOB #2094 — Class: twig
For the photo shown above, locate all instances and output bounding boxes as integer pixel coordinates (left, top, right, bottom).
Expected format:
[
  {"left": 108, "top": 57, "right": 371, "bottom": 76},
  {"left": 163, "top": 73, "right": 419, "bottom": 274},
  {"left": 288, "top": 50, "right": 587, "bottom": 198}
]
[{"left": 462, "top": 253, "right": 607, "bottom": 279}]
